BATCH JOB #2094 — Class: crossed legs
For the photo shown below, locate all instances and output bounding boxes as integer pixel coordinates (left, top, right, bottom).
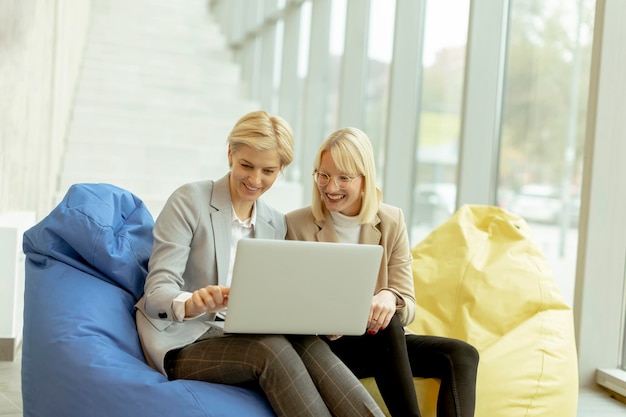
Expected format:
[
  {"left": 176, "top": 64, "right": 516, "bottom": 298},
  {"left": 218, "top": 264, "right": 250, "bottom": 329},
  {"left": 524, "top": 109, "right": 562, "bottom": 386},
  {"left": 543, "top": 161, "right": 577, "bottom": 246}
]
[
  {"left": 328, "top": 315, "right": 422, "bottom": 417},
  {"left": 405, "top": 334, "right": 479, "bottom": 417},
  {"left": 327, "top": 315, "right": 479, "bottom": 417},
  {"left": 166, "top": 333, "right": 383, "bottom": 417}
]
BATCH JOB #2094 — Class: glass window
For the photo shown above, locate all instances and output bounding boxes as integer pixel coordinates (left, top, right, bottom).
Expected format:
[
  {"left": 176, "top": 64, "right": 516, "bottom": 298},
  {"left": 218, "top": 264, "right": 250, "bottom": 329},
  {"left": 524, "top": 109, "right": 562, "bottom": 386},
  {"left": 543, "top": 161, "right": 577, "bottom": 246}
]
[
  {"left": 272, "top": 19, "right": 285, "bottom": 112},
  {"left": 496, "top": 0, "right": 595, "bottom": 306},
  {"left": 327, "top": 0, "right": 347, "bottom": 131},
  {"left": 298, "top": 1, "right": 312, "bottom": 79},
  {"left": 410, "top": 0, "right": 470, "bottom": 244},
  {"left": 365, "top": 0, "right": 396, "bottom": 179}
]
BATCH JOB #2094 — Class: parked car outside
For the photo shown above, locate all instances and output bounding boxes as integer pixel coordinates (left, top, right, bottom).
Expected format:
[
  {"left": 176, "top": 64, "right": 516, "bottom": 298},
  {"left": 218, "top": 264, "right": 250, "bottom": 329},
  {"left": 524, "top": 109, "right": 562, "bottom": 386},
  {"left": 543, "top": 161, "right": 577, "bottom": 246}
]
[
  {"left": 507, "top": 184, "right": 580, "bottom": 227},
  {"left": 413, "top": 182, "right": 457, "bottom": 227}
]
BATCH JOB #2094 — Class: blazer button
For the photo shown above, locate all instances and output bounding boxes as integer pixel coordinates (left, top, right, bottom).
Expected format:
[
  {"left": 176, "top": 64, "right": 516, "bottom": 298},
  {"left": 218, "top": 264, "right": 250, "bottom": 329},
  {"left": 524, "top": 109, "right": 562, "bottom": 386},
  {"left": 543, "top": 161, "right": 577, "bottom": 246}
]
[{"left": 158, "top": 312, "right": 168, "bottom": 319}]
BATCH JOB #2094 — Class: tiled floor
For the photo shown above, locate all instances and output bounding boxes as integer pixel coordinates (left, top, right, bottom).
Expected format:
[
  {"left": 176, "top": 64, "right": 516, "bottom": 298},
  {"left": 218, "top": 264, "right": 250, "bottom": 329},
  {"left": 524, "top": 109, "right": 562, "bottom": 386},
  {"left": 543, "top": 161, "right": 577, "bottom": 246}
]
[
  {"left": 0, "top": 349, "right": 22, "bottom": 417},
  {"left": 578, "top": 387, "right": 626, "bottom": 416},
  {"left": 2, "top": 346, "right": 626, "bottom": 417}
]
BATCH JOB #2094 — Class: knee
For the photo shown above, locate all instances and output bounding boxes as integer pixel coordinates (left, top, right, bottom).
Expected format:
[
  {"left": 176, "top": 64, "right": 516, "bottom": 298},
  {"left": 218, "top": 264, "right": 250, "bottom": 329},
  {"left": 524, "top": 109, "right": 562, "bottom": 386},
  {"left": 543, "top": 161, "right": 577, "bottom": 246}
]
[
  {"left": 251, "top": 335, "right": 298, "bottom": 364},
  {"left": 450, "top": 340, "right": 479, "bottom": 372},
  {"left": 235, "top": 335, "right": 307, "bottom": 384},
  {"left": 293, "top": 335, "right": 328, "bottom": 352}
]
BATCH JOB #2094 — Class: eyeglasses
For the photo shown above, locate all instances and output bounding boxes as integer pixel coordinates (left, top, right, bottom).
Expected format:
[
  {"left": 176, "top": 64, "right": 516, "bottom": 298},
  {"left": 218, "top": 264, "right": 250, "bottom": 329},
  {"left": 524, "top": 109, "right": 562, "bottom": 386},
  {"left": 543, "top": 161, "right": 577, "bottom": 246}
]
[{"left": 313, "top": 171, "right": 362, "bottom": 189}]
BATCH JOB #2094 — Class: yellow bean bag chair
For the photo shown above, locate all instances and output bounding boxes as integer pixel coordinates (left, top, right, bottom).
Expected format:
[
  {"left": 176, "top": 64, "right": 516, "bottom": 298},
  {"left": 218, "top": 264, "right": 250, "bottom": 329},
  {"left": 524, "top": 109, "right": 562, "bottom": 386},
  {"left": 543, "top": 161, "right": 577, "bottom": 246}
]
[{"left": 363, "top": 204, "right": 578, "bottom": 417}]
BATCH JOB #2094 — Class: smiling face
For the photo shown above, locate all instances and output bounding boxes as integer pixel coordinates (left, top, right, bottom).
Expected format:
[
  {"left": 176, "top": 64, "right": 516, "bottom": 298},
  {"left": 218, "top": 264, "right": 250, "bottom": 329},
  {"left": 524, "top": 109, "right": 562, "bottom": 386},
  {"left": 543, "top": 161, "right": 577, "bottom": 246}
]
[
  {"left": 228, "top": 144, "right": 281, "bottom": 214},
  {"left": 316, "top": 150, "right": 363, "bottom": 217}
]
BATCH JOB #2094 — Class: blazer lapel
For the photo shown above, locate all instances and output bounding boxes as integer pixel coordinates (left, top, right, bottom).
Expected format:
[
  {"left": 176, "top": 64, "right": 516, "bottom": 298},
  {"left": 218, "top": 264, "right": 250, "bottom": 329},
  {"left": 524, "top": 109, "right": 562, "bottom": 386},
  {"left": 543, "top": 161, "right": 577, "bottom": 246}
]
[
  {"left": 210, "top": 174, "right": 233, "bottom": 281},
  {"left": 255, "top": 199, "right": 278, "bottom": 238},
  {"left": 314, "top": 218, "right": 340, "bottom": 242},
  {"left": 360, "top": 213, "right": 382, "bottom": 245},
  {"left": 313, "top": 213, "right": 382, "bottom": 244}
]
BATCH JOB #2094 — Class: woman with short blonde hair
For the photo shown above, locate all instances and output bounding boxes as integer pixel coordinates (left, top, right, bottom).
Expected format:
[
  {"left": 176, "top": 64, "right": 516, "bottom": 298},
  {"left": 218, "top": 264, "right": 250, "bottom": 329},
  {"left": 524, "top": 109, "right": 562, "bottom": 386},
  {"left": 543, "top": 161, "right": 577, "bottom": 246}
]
[
  {"left": 136, "top": 112, "right": 384, "bottom": 417},
  {"left": 227, "top": 110, "right": 294, "bottom": 170}
]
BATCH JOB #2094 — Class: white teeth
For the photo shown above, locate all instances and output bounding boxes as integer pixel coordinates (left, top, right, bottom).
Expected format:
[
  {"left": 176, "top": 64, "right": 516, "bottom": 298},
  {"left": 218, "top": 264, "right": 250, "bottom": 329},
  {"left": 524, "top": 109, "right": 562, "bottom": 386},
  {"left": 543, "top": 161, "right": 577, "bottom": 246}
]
[
  {"left": 328, "top": 194, "right": 343, "bottom": 200},
  {"left": 244, "top": 183, "right": 259, "bottom": 191}
]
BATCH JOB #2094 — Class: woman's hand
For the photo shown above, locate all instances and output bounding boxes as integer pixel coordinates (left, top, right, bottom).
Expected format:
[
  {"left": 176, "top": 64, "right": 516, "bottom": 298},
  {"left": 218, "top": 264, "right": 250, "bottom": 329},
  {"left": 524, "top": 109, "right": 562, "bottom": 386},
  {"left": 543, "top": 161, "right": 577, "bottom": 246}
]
[
  {"left": 185, "top": 285, "right": 229, "bottom": 318},
  {"left": 367, "top": 289, "right": 397, "bottom": 334}
]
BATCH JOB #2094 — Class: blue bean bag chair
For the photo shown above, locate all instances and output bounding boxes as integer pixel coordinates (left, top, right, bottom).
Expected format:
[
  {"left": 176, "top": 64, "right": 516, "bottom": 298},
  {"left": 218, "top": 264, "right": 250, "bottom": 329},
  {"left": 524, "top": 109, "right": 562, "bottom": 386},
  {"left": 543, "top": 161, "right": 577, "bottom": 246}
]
[{"left": 22, "top": 183, "right": 276, "bottom": 417}]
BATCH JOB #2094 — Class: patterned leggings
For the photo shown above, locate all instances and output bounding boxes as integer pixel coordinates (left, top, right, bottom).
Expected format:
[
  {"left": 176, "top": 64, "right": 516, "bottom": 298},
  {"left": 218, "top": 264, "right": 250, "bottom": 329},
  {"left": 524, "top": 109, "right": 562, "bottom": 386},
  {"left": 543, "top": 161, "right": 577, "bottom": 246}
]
[{"left": 165, "top": 332, "right": 384, "bottom": 417}]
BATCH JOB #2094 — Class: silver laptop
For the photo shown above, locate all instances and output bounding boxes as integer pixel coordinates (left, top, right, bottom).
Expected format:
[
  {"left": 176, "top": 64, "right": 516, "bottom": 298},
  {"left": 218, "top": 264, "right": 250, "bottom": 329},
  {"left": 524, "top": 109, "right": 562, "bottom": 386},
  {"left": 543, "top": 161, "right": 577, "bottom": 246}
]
[{"left": 212, "top": 238, "right": 383, "bottom": 336}]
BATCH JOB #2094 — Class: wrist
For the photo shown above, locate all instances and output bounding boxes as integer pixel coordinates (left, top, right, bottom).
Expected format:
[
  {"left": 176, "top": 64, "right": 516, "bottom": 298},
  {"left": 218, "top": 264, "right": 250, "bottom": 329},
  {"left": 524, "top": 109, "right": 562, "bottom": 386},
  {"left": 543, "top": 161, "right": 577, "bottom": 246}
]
[{"left": 380, "top": 288, "right": 404, "bottom": 307}]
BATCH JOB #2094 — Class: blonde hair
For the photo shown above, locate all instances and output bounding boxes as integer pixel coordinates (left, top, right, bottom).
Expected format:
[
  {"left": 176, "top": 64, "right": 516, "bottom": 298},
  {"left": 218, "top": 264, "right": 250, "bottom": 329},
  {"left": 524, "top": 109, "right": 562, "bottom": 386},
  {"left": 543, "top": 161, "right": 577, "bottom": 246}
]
[
  {"left": 227, "top": 110, "right": 295, "bottom": 170},
  {"left": 311, "top": 127, "right": 382, "bottom": 224}
]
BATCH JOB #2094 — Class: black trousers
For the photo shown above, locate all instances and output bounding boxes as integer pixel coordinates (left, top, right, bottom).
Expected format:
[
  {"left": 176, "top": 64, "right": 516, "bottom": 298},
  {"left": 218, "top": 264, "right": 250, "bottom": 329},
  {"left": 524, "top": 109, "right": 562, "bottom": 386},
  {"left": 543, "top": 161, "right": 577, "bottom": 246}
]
[{"left": 326, "top": 315, "right": 479, "bottom": 417}]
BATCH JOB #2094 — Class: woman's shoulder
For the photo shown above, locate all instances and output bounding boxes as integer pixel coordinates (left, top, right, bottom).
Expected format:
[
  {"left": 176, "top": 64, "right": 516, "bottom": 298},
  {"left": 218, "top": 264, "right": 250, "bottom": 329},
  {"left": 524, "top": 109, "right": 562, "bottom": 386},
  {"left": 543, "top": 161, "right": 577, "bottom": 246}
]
[
  {"left": 164, "top": 180, "right": 214, "bottom": 208},
  {"left": 157, "top": 179, "right": 224, "bottom": 222},
  {"left": 172, "top": 174, "right": 230, "bottom": 204},
  {"left": 174, "top": 179, "right": 214, "bottom": 196},
  {"left": 377, "top": 203, "right": 405, "bottom": 224},
  {"left": 284, "top": 206, "right": 317, "bottom": 239},
  {"left": 285, "top": 206, "right": 314, "bottom": 222}
]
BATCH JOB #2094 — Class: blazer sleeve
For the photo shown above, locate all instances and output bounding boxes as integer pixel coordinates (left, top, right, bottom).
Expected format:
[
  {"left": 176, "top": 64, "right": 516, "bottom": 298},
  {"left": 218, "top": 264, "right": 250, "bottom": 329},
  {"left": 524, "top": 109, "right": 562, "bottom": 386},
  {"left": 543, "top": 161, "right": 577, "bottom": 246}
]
[
  {"left": 143, "top": 182, "right": 206, "bottom": 320},
  {"left": 383, "top": 207, "right": 416, "bottom": 326}
]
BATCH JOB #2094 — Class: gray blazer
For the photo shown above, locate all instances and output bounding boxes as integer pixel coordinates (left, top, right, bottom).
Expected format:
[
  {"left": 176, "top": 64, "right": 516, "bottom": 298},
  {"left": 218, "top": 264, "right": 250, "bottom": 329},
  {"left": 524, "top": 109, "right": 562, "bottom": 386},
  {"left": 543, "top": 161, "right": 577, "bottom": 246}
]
[{"left": 135, "top": 173, "right": 287, "bottom": 374}]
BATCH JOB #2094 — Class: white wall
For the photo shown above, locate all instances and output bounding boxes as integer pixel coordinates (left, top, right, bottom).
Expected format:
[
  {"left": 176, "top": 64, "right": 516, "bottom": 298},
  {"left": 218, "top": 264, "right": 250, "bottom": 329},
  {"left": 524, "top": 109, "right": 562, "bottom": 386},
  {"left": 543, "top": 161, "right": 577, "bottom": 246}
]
[
  {"left": 0, "top": 0, "right": 92, "bottom": 220},
  {"left": 574, "top": 0, "right": 626, "bottom": 387},
  {"left": 0, "top": 212, "right": 36, "bottom": 361},
  {"left": 0, "top": 0, "right": 91, "bottom": 361}
]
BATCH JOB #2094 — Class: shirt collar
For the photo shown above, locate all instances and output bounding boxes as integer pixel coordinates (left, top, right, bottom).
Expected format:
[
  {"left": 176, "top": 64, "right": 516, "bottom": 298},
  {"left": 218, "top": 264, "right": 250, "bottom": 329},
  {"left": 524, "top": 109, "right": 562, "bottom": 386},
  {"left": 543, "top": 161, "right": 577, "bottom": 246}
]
[{"left": 232, "top": 202, "right": 257, "bottom": 228}]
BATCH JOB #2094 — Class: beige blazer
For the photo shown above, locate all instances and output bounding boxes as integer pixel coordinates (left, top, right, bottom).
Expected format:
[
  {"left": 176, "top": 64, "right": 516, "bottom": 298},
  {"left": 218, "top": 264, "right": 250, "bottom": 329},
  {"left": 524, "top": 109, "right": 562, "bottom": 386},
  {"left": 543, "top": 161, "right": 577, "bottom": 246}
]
[
  {"left": 135, "top": 173, "right": 287, "bottom": 374},
  {"left": 285, "top": 203, "right": 416, "bottom": 326}
]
